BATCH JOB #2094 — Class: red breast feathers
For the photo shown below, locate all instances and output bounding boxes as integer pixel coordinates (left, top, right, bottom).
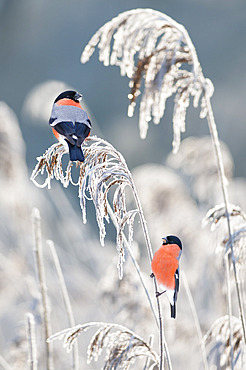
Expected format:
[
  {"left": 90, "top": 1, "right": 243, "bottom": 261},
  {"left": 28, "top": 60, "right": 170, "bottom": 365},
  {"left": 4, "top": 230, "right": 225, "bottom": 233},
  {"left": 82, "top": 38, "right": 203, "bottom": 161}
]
[{"left": 151, "top": 244, "right": 180, "bottom": 290}]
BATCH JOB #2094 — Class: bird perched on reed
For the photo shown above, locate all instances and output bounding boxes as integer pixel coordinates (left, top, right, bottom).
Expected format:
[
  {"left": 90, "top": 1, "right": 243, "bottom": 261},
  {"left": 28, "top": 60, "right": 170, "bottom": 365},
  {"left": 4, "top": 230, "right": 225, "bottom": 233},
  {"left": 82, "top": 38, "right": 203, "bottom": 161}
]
[
  {"left": 49, "top": 90, "right": 91, "bottom": 162},
  {"left": 151, "top": 235, "right": 182, "bottom": 318}
]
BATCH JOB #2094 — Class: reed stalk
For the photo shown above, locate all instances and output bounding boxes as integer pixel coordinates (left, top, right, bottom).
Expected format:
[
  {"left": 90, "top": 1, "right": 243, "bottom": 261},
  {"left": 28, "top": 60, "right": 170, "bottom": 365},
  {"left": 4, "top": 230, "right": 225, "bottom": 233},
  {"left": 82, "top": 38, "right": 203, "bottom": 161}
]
[
  {"left": 205, "top": 93, "right": 246, "bottom": 344},
  {"left": 182, "top": 271, "right": 209, "bottom": 370},
  {"left": 25, "top": 312, "right": 38, "bottom": 370},
  {"left": 47, "top": 240, "right": 79, "bottom": 370},
  {"left": 32, "top": 208, "right": 54, "bottom": 370}
]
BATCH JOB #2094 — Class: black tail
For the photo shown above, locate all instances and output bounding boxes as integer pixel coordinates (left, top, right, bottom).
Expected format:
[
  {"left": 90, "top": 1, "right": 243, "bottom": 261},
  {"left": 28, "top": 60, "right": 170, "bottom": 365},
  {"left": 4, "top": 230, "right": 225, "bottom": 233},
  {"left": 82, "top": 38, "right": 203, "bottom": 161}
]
[
  {"left": 170, "top": 303, "right": 176, "bottom": 319},
  {"left": 66, "top": 140, "right": 84, "bottom": 162}
]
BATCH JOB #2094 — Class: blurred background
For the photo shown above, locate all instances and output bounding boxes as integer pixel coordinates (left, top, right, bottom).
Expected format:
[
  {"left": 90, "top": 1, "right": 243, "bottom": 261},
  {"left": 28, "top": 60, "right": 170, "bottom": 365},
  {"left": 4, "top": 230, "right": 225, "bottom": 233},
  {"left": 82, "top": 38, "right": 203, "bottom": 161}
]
[
  {"left": 0, "top": 0, "right": 246, "bottom": 369},
  {"left": 0, "top": 0, "right": 246, "bottom": 175}
]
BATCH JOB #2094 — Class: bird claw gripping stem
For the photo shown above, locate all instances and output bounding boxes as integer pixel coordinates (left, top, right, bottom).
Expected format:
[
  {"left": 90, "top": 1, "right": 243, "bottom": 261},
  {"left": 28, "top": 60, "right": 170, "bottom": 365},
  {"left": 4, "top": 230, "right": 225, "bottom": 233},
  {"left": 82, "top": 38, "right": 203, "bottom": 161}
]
[{"left": 155, "top": 290, "right": 166, "bottom": 298}]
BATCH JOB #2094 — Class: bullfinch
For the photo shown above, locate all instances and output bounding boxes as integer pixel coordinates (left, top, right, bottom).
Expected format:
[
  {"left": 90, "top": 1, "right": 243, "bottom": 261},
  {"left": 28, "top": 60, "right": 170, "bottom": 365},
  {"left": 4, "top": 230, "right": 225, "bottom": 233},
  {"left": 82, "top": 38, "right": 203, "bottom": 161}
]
[
  {"left": 49, "top": 90, "right": 91, "bottom": 162},
  {"left": 151, "top": 235, "right": 182, "bottom": 319}
]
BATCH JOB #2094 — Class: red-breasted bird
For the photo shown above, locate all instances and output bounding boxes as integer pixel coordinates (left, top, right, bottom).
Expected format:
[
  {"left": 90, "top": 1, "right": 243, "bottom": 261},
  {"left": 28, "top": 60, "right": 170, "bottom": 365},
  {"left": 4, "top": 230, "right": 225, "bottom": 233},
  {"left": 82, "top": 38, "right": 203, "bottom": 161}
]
[
  {"left": 151, "top": 235, "right": 182, "bottom": 319},
  {"left": 49, "top": 90, "right": 91, "bottom": 162}
]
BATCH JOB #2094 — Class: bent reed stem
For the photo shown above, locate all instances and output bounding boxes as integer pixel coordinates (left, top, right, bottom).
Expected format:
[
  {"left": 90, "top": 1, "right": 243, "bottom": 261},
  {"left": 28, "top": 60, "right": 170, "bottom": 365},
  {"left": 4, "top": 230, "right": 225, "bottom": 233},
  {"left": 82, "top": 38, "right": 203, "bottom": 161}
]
[
  {"left": 225, "top": 251, "right": 235, "bottom": 369},
  {"left": 130, "top": 181, "right": 172, "bottom": 370},
  {"left": 25, "top": 312, "right": 38, "bottom": 370},
  {"left": 48, "top": 241, "right": 79, "bottom": 370},
  {"left": 32, "top": 208, "right": 54, "bottom": 370},
  {"left": 0, "top": 356, "right": 12, "bottom": 370},
  {"left": 182, "top": 271, "right": 209, "bottom": 370},
  {"left": 205, "top": 93, "right": 246, "bottom": 345},
  {"left": 106, "top": 201, "right": 159, "bottom": 327}
]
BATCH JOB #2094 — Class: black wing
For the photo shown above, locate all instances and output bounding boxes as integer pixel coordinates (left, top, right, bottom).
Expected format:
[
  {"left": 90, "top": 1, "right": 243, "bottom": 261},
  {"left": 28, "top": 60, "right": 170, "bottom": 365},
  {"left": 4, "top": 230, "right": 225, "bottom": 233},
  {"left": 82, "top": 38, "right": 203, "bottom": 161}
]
[
  {"left": 53, "top": 121, "right": 76, "bottom": 145},
  {"left": 174, "top": 268, "right": 179, "bottom": 302},
  {"left": 75, "top": 120, "right": 91, "bottom": 147}
]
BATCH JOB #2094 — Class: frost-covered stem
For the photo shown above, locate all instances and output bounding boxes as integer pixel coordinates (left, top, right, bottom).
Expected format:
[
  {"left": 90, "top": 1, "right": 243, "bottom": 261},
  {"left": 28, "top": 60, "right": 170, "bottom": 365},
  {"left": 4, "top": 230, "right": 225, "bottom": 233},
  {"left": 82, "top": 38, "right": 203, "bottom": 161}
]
[
  {"left": 130, "top": 182, "right": 172, "bottom": 370},
  {"left": 0, "top": 355, "right": 12, "bottom": 370},
  {"left": 32, "top": 208, "right": 54, "bottom": 370},
  {"left": 47, "top": 240, "right": 79, "bottom": 370},
  {"left": 143, "top": 335, "right": 154, "bottom": 370},
  {"left": 107, "top": 201, "right": 159, "bottom": 327},
  {"left": 225, "top": 252, "right": 234, "bottom": 369},
  {"left": 25, "top": 312, "right": 38, "bottom": 370},
  {"left": 177, "top": 25, "right": 200, "bottom": 78},
  {"left": 182, "top": 272, "right": 209, "bottom": 370},
  {"left": 205, "top": 94, "right": 246, "bottom": 343}
]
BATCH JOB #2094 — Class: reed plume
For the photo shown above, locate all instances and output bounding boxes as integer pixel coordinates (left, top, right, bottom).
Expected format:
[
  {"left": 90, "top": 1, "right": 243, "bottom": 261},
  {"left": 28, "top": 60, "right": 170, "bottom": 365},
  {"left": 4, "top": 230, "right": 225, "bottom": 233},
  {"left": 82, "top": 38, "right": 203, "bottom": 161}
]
[
  {"left": 204, "top": 315, "right": 244, "bottom": 369},
  {"left": 31, "top": 136, "right": 140, "bottom": 279},
  {"left": 48, "top": 322, "right": 159, "bottom": 369},
  {"left": 81, "top": 8, "right": 213, "bottom": 153}
]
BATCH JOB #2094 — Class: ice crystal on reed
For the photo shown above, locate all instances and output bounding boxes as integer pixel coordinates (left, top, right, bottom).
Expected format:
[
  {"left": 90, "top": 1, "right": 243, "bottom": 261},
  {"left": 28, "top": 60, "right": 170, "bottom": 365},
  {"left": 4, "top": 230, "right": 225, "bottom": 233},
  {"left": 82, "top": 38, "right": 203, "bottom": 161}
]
[
  {"left": 81, "top": 8, "right": 214, "bottom": 152},
  {"left": 30, "top": 136, "right": 139, "bottom": 279}
]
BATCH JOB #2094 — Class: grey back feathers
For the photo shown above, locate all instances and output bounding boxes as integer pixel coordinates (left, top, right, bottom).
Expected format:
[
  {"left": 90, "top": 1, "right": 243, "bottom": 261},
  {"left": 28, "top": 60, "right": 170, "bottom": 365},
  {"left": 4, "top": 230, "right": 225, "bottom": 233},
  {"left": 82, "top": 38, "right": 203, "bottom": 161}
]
[{"left": 49, "top": 104, "right": 91, "bottom": 129}]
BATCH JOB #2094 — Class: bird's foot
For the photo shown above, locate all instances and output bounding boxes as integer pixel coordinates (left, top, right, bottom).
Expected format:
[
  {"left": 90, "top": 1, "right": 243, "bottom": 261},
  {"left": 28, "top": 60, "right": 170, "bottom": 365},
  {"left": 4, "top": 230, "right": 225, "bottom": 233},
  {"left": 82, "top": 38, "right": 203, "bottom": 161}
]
[
  {"left": 155, "top": 290, "right": 166, "bottom": 298},
  {"left": 150, "top": 272, "right": 155, "bottom": 278}
]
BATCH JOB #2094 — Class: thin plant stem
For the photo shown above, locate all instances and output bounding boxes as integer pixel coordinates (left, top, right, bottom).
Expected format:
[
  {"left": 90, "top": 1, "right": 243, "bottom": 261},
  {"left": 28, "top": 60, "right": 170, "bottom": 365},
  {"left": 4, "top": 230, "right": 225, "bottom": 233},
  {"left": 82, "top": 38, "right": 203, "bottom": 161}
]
[
  {"left": 225, "top": 251, "right": 234, "bottom": 369},
  {"left": 47, "top": 240, "right": 79, "bottom": 370},
  {"left": 25, "top": 312, "right": 38, "bottom": 370},
  {"left": 106, "top": 201, "right": 159, "bottom": 327},
  {"left": 32, "top": 208, "right": 54, "bottom": 370},
  {"left": 143, "top": 335, "right": 154, "bottom": 370},
  {"left": 205, "top": 93, "right": 246, "bottom": 344},
  {"left": 0, "top": 355, "right": 12, "bottom": 370},
  {"left": 181, "top": 271, "right": 209, "bottom": 370},
  {"left": 130, "top": 181, "right": 172, "bottom": 370}
]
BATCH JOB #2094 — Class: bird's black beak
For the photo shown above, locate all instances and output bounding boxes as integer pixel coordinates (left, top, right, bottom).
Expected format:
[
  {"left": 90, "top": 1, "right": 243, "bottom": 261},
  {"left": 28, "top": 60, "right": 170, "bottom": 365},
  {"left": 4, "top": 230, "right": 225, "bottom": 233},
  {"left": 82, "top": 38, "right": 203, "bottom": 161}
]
[
  {"left": 74, "top": 92, "right": 83, "bottom": 102},
  {"left": 162, "top": 237, "right": 168, "bottom": 245}
]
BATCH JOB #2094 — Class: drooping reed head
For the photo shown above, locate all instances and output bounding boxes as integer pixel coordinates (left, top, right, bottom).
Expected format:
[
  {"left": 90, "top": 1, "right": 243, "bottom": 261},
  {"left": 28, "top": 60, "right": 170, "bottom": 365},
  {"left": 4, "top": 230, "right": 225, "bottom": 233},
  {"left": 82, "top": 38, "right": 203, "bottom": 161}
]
[
  {"left": 48, "top": 322, "right": 159, "bottom": 369},
  {"left": 81, "top": 8, "right": 213, "bottom": 152},
  {"left": 31, "top": 136, "right": 141, "bottom": 278},
  {"left": 204, "top": 315, "right": 243, "bottom": 369}
]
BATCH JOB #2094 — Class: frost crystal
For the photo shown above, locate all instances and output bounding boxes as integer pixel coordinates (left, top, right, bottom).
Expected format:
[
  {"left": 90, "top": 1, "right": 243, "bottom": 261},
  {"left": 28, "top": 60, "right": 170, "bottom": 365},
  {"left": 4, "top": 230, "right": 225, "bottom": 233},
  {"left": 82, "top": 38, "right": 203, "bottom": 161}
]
[{"left": 81, "top": 8, "right": 213, "bottom": 152}]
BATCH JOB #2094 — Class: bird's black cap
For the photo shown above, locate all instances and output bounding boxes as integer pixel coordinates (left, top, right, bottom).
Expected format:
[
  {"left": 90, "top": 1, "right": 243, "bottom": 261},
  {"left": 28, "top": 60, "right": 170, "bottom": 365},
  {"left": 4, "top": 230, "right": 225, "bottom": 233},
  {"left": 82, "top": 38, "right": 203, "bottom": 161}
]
[
  {"left": 162, "top": 235, "right": 182, "bottom": 250},
  {"left": 54, "top": 90, "right": 82, "bottom": 103}
]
